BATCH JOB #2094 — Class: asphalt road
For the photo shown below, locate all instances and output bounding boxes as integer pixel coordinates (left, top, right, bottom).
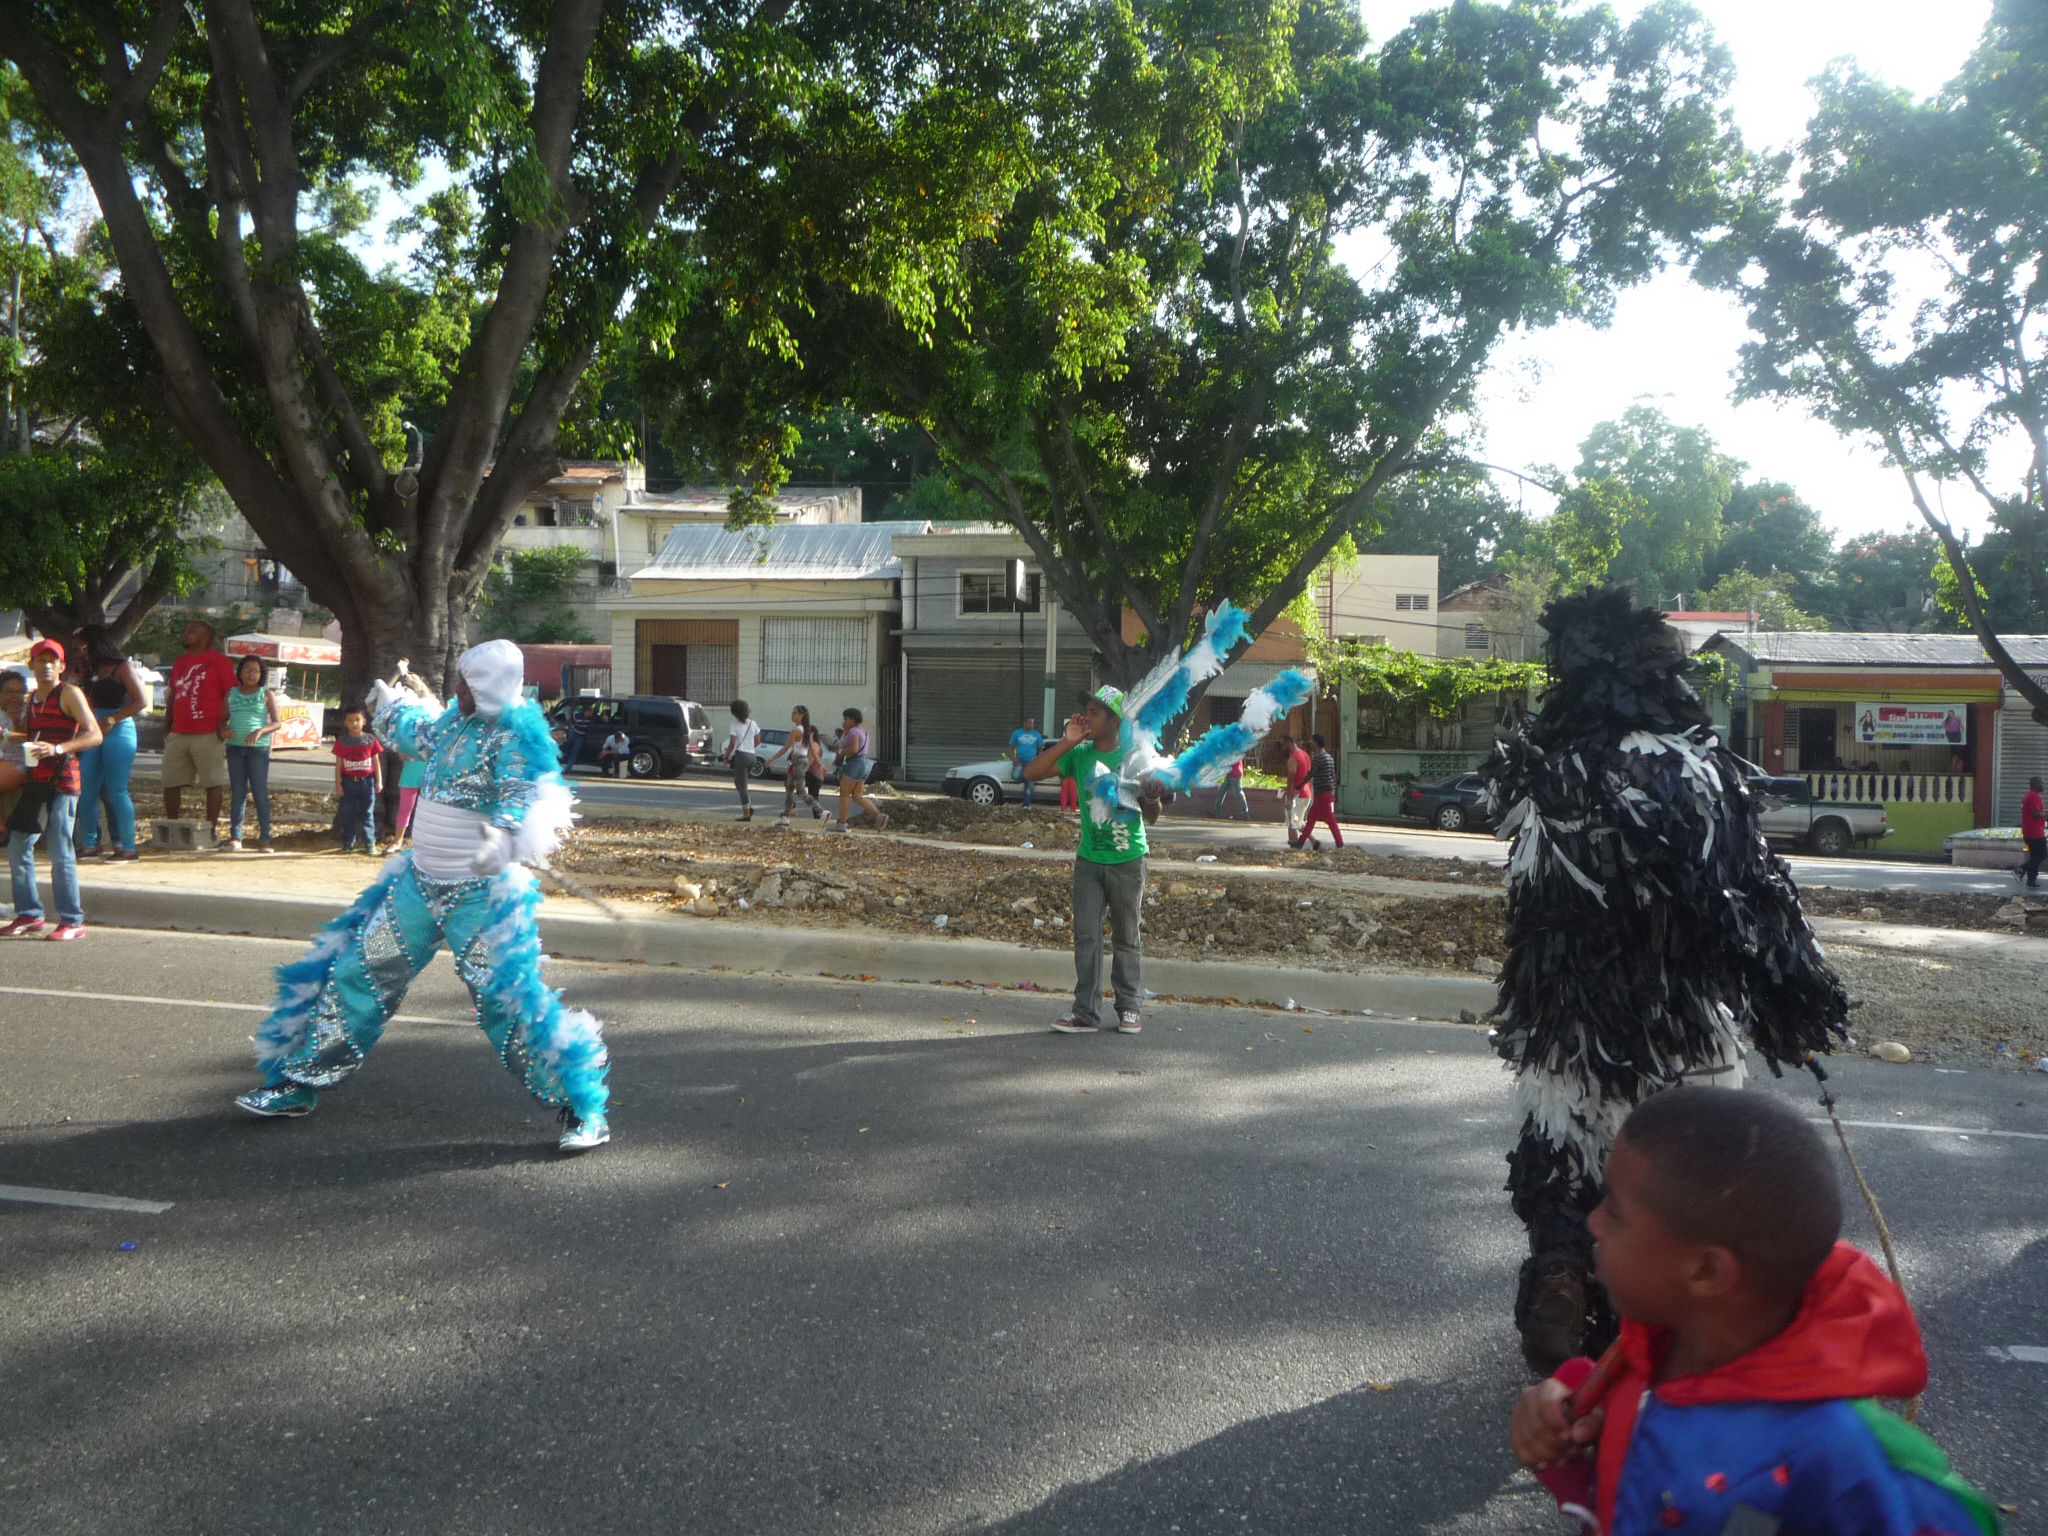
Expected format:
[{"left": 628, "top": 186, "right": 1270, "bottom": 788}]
[{"left": 2, "top": 927, "right": 2043, "bottom": 1535}]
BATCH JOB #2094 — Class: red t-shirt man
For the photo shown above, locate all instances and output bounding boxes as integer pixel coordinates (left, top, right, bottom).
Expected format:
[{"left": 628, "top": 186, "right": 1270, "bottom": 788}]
[
  {"left": 170, "top": 647, "right": 237, "bottom": 734},
  {"left": 2023, "top": 784, "right": 2046, "bottom": 840}
]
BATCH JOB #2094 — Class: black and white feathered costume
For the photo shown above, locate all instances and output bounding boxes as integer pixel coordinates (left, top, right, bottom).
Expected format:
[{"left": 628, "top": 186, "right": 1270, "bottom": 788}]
[{"left": 1479, "top": 589, "right": 1850, "bottom": 1369}]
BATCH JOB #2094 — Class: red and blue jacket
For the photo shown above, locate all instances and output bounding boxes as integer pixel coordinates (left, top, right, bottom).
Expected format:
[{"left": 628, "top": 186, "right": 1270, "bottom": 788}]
[{"left": 1541, "top": 1243, "right": 2000, "bottom": 1536}]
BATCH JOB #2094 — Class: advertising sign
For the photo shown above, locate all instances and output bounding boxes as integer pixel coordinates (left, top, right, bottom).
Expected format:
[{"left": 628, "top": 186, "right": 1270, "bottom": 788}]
[
  {"left": 1852, "top": 702, "right": 1967, "bottom": 747},
  {"left": 272, "top": 699, "right": 326, "bottom": 748}
]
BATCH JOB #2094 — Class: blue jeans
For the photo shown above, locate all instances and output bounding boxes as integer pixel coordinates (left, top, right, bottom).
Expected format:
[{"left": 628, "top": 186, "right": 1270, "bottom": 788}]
[
  {"left": 338, "top": 778, "right": 377, "bottom": 849},
  {"left": 10, "top": 791, "right": 81, "bottom": 927},
  {"left": 1210, "top": 780, "right": 1250, "bottom": 819},
  {"left": 227, "top": 745, "right": 273, "bottom": 841},
  {"left": 76, "top": 714, "right": 138, "bottom": 852}
]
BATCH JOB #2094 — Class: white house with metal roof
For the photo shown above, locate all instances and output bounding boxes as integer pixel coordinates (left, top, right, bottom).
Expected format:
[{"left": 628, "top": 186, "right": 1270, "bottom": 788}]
[{"left": 598, "top": 520, "right": 929, "bottom": 772}]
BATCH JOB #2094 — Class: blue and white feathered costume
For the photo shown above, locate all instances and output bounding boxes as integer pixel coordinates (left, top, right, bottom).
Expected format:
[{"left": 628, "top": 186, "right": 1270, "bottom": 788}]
[
  {"left": 1081, "top": 602, "right": 1315, "bottom": 822},
  {"left": 235, "top": 640, "right": 611, "bottom": 1151}
]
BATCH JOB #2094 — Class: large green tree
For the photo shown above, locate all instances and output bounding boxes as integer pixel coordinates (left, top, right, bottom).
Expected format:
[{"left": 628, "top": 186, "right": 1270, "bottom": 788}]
[
  {"left": 1701, "top": 0, "right": 2048, "bottom": 712},
  {"left": 1361, "top": 469, "right": 1531, "bottom": 592},
  {"left": 655, "top": 0, "right": 1748, "bottom": 685},
  {"left": 3, "top": 0, "right": 1015, "bottom": 695},
  {"left": 1705, "top": 478, "right": 1835, "bottom": 593},
  {"left": 1570, "top": 404, "right": 1738, "bottom": 602}
]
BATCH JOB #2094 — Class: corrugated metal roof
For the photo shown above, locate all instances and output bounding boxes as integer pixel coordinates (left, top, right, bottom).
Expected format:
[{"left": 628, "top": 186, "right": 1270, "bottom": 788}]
[
  {"left": 1706, "top": 631, "right": 2048, "bottom": 667},
  {"left": 629, "top": 519, "right": 932, "bottom": 582}
]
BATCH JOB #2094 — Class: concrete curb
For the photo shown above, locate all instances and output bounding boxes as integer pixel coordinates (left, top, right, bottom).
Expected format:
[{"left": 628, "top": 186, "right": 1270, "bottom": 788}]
[{"left": 54, "top": 877, "right": 1497, "bottom": 1022}]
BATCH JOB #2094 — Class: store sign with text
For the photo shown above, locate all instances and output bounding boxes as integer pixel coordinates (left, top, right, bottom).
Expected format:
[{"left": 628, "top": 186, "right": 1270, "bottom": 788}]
[{"left": 1852, "top": 702, "right": 1967, "bottom": 746}]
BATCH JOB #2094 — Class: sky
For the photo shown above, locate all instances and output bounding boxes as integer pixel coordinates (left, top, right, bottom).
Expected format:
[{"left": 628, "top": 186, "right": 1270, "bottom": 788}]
[{"left": 1357, "top": 0, "right": 1997, "bottom": 545}]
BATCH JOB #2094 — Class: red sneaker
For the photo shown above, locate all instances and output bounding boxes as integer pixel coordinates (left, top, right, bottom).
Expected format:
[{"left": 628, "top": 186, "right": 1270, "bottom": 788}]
[
  {"left": 46, "top": 924, "right": 87, "bottom": 942},
  {"left": 3, "top": 915, "right": 50, "bottom": 937}
]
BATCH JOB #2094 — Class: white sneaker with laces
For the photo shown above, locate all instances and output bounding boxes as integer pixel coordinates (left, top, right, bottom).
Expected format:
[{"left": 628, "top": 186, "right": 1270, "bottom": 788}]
[{"left": 558, "top": 1114, "right": 610, "bottom": 1154}]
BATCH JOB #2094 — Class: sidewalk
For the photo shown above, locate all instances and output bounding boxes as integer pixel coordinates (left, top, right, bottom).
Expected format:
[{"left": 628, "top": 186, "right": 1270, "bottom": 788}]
[{"left": 10, "top": 850, "right": 1499, "bottom": 1022}]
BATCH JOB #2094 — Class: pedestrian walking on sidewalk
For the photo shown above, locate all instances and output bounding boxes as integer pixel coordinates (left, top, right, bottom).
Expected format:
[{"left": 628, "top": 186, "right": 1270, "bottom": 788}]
[
  {"left": 5, "top": 638, "right": 101, "bottom": 941},
  {"left": 162, "top": 618, "right": 237, "bottom": 842},
  {"left": 725, "top": 700, "right": 762, "bottom": 821},
  {"left": 1298, "top": 734, "right": 1343, "bottom": 851},
  {"left": 1024, "top": 686, "right": 1147, "bottom": 1035},
  {"left": 73, "top": 628, "right": 146, "bottom": 861},
  {"left": 829, "top": 708, "right": 888, "bottom": 831},
  {"left": 2023, "top": 776, "right": 2047, "bottom": 889},
  {"left": 223, "top": 655, "right": 283, "bottom": 851},
  {"left": 332, "top": 707, "right": 382, "bottom": 852},
  {"left": 1208, "top": 757, "right": 1251, "bottom": 820},
  {"left": 1281, "top": 732, "right": 1313, "bottom": 848},
  {"left": 772, "top": 706, "right": 825, "bottom": 825}
]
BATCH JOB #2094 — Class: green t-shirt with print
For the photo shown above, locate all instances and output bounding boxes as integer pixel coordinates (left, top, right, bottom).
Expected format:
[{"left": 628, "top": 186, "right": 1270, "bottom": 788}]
[{"left": 1057, "top": 741, "right": 1148, "bottom": 865}]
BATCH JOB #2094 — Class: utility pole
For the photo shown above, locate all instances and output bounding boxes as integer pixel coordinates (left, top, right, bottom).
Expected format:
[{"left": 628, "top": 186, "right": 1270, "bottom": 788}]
[{"left": 1043, "top": 592, "right": 1059, "bottom": 729}]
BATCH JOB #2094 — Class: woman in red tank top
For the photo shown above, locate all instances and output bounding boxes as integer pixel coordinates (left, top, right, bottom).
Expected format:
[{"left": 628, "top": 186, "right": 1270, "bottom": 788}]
[{"left": 5, "top": 638, "right": 102, "bottom": 939}]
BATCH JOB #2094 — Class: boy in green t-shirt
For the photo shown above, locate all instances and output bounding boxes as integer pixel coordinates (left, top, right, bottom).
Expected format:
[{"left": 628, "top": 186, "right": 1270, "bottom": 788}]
[{"left": 1022, "top": 686, "right": 1148, "bottom": 1034}]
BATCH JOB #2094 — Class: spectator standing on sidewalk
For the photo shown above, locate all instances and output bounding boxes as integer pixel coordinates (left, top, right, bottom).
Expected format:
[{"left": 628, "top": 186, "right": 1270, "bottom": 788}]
[
  {"left": 332, "top": 707, "right": 382, "bottom": 853},
  {"left": 1208, "top": 757, "right": 1251, "bottom": 820},
  {"left": 2023, "top": 775, "right": 2047, "bottom": 889},
  {"left": 222, "top": 655, "right": 282, "bottom": 851},
  {"left": 1023, "top": 686, "right": 1147, "bottom": 1035},
  {"left": 1281, "top": 731, "right": 1313, "bottom": 848},
  {"left": 5, "top": 638, "right": 101, "bottom": 940},
  {"left": 162, "top": 619, "right": 237, "bottom": 841},
  {"left": 0, "top": 670, "right": 30, "bottom": 826},
  {"left": 725, "top": 699, "right": 762, "bottom": 821},
  {"left": 829, "top": 708, "right": 889, "bottom": 831},
  {"left": 1008, "top": 716, "right": 1046, "bottom": 807},
  {"left": 1298, "top": 733, "right": 1343, "bottom": 850},
  {"left": 73, "top": 628, "right": 147, "bottom": 861}
]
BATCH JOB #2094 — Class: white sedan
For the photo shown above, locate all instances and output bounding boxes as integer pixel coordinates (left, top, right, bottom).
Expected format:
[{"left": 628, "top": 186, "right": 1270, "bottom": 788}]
[{"left": 939, "top": 756, "right": 1028, "bottom": 807}]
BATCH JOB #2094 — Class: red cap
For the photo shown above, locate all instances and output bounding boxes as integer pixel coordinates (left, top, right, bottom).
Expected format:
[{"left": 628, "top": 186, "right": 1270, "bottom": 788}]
[{"left": 28, "top": 638, "right": 64, "bottom": 664}]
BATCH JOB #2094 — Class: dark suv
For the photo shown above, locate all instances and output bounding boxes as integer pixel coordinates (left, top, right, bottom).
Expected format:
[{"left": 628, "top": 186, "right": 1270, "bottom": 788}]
[{"left": 545, "top": 695, "right": 711, "bottom": 779}]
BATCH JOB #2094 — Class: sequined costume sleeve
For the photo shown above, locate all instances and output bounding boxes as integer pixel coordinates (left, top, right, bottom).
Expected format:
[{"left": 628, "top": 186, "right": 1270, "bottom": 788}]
[{"left": 372, "top": 697, "right": 445, "bottom": 762}]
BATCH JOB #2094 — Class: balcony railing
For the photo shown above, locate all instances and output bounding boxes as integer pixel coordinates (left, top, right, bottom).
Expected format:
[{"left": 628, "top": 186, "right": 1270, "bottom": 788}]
[{"left": 1806, "top": 772, "right": 1973, "bottom": 805}]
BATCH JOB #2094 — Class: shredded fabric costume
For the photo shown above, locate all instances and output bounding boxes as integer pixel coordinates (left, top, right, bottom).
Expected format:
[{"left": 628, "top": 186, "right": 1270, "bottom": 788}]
[
  {"left": 1083, "top": 601, "right": 1315, "bottom": 821},
  {"left": 237, "top": 641, "right": 610, "bottom": 1150},
  {"left": 1479, "top": 590, "right": 1849, "bottom": 1368}
]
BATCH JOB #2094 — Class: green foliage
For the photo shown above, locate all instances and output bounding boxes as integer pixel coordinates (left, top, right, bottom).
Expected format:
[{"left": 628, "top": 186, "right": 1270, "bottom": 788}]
[
  {"left": 1309, "top": 636, "right": 1545, "bottom": 719},
  {"left": 473, "top": 547, "right": 595, "bottom": 646},
  {"left": 1930, "top": 530, "right": 2043, "bottom": 632},
  {"left": 1697, "top": 0, "right": 2048, "bottom": 688},
  {"left": 1360, "top": 470, "right": 1530, "bottom": 591},
  {"left": 1572, "top": 406, "right": 1738, "bottom": 601},
  {"left": 1807, "top": 529, "right": 1942, "bottom": 632},
  {"left": 651, "top": 0, "right": 1748, "bottom": 685},
  {"left": 1708, "top": 480, "right": 1834, "bottom": 589},
  {"left": 1694, "top": 571, "right": 1826, "bottom": 631}
]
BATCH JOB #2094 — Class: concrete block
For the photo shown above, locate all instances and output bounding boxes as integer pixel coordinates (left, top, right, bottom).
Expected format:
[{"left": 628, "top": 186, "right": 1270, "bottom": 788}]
[{"left": 149, "top": 819, "right": 216, "bottom": 851}]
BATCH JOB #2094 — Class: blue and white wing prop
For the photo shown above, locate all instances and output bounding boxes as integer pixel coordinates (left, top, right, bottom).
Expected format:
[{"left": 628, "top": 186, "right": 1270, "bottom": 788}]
[{"left": 1085, "top": 600, "right": 1314, "bottom": 822}]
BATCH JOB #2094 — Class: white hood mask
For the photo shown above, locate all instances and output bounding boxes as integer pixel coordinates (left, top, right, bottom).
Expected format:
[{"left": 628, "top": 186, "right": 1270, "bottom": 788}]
[{"left": 458, "top": 639, "right": 525, "bottom": 718}]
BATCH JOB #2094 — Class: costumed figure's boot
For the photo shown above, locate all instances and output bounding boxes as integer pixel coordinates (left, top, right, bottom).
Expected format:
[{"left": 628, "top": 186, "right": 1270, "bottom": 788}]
[
  {"left": 236, "top": 1081, "right": 319, "bottom": 1118},
  {"left": 557, "top": 1106, "right": 610, "bottom": 1154},
  {"left": 1508, "top": 1121, "right": 1616, "bottom": 1373}
]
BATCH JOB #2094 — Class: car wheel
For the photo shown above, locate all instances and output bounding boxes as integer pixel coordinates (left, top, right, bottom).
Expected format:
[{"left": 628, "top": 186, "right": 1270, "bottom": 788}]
[
  {"left": 1807, "top": 819, "right": 1851, "bottom": 856},
  {"left": 965, "top": 776, "right": 1004, "bottom": 807},
  {"left": 1433, "top": 803, "right": 1467, "bottom": 832},
  {"left": 627, "top": 746, "right": 662, "bottom": 779},
  {"left": 748, "top": 755, "right": 768, "bottom": 778}
]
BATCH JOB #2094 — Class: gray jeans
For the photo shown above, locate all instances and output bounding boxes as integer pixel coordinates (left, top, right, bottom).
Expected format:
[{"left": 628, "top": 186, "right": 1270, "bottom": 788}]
[{"left": 1071, "top": 856, "right": 1144, "bottom": 1024}]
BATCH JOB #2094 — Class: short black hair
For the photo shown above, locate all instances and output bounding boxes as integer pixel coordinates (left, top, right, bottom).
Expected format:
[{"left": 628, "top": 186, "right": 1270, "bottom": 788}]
[
  {"left": 843, "top": 706, "right": 862, "bottom": 724},
  {"left": 1619, "top": 1087, "right": 1841, "bottom": 1304},
  {"left": 730, "top": 699, "right": 750, "bottom": 722},
  {"left": 1311, "top": 733, "right": 1327, "bottom": 749}
]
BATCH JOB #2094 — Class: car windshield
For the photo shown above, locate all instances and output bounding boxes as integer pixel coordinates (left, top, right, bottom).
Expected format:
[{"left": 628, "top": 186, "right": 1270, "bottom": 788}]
[{"left": 687, "top": 705, "right": 708, "bottom": 729}]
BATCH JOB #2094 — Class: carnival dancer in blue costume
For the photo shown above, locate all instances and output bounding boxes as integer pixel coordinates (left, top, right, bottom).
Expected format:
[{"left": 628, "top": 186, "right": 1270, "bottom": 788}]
[{"left": 233, "top": 639, "right": 611, "bottom": 1154}]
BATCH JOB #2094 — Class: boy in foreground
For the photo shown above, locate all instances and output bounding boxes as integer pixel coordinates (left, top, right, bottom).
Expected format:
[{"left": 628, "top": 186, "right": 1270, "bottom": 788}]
[
  {"left": 1511, "top": 1087, "right": 1997, "bottom": 1536},
  {"left": 1023, "top": 686, "right": 1146, "bottom": 1034}
]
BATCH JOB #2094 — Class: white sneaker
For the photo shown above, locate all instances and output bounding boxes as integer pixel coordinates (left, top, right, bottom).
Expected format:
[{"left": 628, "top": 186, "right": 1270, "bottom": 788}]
[{"left": 558, "top": 1114, "right": 610, "bottom": 1154}]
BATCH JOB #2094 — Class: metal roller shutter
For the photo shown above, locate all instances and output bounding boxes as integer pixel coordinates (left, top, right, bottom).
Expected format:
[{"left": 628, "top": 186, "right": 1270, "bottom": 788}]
[
  {"left": 905, "top": 650, "right": 1095, "bottom": 781},
  {"left": 1997, "top": 700, "right": 2048, "bottom": 825}
]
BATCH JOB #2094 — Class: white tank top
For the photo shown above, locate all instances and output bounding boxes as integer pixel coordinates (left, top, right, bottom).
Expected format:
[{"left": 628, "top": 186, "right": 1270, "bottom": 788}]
[{"left": 411, "top": 797, "right": 492, "bottom": 880}]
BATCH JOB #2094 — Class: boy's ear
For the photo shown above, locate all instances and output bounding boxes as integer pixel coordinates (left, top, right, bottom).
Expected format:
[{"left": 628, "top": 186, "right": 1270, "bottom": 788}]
[{"left": 1686, "top": 1244, "right": 1744, "bottom": 1299}]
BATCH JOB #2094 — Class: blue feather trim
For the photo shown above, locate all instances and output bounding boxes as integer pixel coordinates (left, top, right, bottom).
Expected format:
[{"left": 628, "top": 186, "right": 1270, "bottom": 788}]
[
  {"left": 479, "top": 868, "right": 609, "bottom": 1120},
  {"left": 254, "top": 860, "right": 406, "bottom": 1081}
]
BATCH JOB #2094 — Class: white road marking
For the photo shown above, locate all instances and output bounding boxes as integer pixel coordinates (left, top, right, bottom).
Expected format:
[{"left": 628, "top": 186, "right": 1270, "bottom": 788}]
[
  {"left": 0, "top": 985, "right": 468, "bottom": 1027},
  {"left": 1817, "top": 1118, "right": 2048, "bottom": 1143},
  {"left": 1985, "top": 1345, "right": 2048, "bottom": 1363},
  {"left": 0, "top": 1183, "right": 173, "bottom": 1214}
]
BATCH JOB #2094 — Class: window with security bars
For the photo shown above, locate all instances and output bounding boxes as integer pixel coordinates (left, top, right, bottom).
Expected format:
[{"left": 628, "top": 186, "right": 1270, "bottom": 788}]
[
  {"left": 685, "top": 646, "right": 735, "bottom": 703},
  {"left": 760, "top": 618, "right": 868, "bottom": 686},
  {"left": 1464, "top": 622, "right": 1491, "bottom": 651},
  {"left": 960, "top": 571, "right": 1042, "bottom": 614},
  {"left": 1394, "top": 593, "right": 1431, "bottom": 611}
]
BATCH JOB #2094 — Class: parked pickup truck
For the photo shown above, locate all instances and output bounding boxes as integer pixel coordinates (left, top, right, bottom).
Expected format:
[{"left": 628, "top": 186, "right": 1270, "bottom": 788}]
[{"left": 1745, "top": 775, "right": 1890, "bottom": 855}]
